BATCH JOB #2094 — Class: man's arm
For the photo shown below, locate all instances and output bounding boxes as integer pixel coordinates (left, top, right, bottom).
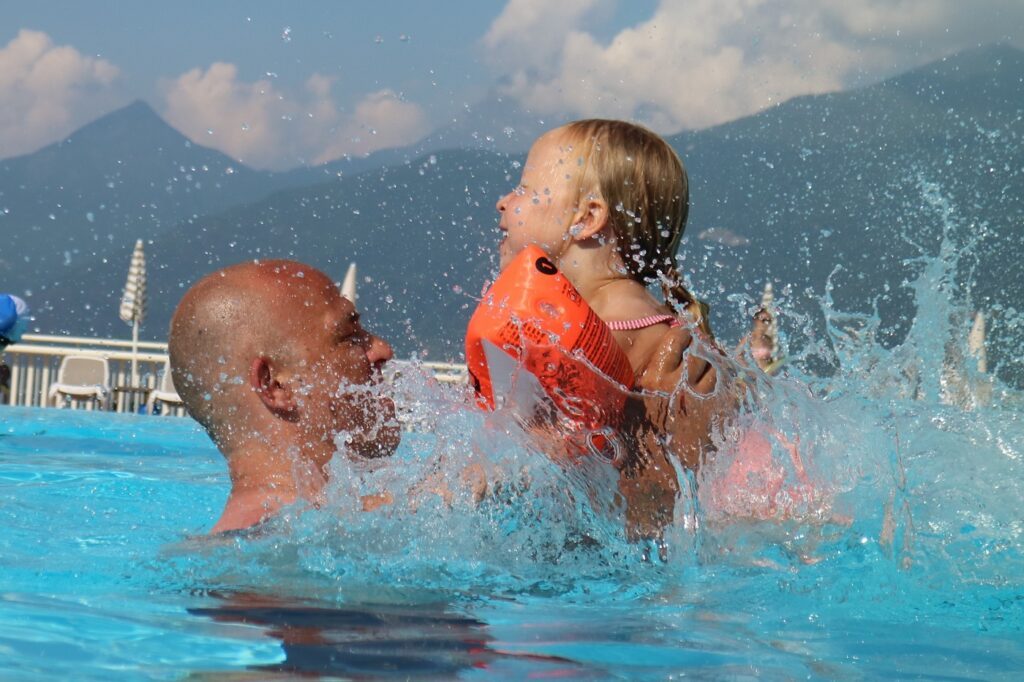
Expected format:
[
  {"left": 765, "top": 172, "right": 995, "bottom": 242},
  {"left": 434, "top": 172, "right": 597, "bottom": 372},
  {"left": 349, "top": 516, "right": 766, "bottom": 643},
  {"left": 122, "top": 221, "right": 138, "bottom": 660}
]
[
  {"left": 634, "top": 326, "right": 737, "bottom": 470},
  {"left": 612, "top": 326, "right": 737, "bottom": 545}
]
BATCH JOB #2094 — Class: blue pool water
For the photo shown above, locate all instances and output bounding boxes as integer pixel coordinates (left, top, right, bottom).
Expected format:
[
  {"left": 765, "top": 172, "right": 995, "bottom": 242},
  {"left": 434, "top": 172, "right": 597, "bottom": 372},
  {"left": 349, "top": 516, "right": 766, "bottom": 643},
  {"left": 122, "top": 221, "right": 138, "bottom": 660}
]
[
  {"left": 3, "top": 218, "right": 1024, "bottom": 678},
  {"left": 2, "top": 348, "right": 1022, "bottom": 679}
]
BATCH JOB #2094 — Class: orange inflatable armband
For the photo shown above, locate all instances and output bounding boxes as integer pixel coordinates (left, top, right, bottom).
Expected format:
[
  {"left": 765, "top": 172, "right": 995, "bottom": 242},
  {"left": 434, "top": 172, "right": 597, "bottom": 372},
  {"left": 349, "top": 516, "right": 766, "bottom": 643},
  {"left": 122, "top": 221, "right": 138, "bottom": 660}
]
[{"left": 465, "top": 246, "right": 634, "bottom": 431}]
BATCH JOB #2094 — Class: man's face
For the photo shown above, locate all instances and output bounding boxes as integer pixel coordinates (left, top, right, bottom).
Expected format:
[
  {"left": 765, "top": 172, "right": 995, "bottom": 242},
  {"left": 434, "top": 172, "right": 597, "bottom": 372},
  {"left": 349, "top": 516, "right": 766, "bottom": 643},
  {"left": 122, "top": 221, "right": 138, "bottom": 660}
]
[{"left": 282, "top": 270, "right": 399, "bottom": 460}]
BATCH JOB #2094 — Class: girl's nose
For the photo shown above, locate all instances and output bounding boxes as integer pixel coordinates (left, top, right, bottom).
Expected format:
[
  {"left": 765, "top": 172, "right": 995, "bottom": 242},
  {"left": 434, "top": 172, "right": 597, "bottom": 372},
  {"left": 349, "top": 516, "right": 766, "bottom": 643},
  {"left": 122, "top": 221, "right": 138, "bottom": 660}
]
[{"left": 496, "top": 191, "right": 510, "bottom": 214}]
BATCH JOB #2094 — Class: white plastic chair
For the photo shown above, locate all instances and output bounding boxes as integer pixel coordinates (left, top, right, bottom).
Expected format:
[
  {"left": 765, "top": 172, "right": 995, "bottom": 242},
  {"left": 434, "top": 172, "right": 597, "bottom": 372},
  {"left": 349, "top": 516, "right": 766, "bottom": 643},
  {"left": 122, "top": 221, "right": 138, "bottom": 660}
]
[
  {"left": 146, "top": 360, "right": 183, "bottom": 415},
  {"left": 48, "top": 355, "right": 111, "bottom": 409}
]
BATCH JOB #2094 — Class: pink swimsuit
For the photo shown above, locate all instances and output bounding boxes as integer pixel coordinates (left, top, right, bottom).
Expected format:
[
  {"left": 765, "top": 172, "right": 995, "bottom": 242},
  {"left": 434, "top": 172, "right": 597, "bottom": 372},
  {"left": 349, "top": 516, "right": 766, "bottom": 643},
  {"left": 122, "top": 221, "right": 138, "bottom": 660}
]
[{"left": 606, "top": 314, "right": 682, "bottom": 331}]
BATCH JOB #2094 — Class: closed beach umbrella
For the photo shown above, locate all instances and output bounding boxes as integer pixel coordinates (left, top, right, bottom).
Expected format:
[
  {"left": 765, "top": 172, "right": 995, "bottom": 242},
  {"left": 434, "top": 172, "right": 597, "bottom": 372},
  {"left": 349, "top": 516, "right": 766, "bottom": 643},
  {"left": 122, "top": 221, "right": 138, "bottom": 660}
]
[
  {"left": 341, "top": 262, "right": 357, "bottom": 303},
  {"left": 119, "top": 239, "right": 147, "bottom": 387}
]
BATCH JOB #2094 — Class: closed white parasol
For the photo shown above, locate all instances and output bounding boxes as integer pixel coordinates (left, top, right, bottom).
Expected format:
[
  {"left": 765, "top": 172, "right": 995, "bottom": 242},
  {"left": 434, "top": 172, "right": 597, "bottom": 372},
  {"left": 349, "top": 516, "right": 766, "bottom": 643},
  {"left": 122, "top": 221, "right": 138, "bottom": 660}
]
[
  {"left": 341, "top": 262, "right": 357, "bottom": 303},
  {"left": 119, "top": 239, "right": 147, "bottom": 387}
]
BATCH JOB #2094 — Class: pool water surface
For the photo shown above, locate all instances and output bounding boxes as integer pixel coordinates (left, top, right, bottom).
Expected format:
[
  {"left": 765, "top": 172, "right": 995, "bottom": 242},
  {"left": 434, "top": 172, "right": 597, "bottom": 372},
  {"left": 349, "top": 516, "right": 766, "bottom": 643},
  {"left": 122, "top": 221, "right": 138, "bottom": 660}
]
[{"left": 2, "top": 365, "right": 1022, "bottom": 681}]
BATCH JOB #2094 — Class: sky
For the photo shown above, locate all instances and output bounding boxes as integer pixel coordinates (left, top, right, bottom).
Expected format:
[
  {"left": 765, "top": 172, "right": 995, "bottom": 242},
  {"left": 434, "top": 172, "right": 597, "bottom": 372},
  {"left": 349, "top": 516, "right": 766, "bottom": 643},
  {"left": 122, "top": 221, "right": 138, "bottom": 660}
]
[{"left": 2, "top": 0, "right": 1021, "bottom": 170}]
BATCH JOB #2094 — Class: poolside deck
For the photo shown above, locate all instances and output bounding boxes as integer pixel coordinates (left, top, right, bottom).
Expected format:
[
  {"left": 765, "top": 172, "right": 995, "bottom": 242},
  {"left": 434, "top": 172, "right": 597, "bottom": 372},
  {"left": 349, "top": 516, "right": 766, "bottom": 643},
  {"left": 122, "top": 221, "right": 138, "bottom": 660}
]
[{"left": 2, "top": 334, "right": 467, "bottom": 417}]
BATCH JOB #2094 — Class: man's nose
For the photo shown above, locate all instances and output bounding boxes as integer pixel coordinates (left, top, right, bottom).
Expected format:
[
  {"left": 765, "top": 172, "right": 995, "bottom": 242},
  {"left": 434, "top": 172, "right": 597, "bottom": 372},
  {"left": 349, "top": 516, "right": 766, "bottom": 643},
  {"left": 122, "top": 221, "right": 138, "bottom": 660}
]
[
  {"left": 366, "top": 334, "right": 393, "bottom": 366},
  {"left": 496, "top": 191, "right": 509, "bottom": 215}
]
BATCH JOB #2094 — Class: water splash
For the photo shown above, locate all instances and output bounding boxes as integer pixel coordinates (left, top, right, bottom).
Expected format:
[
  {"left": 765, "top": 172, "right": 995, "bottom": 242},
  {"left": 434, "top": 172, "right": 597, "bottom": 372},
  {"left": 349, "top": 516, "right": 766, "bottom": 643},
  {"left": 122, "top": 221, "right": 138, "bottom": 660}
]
[{"left": 164, "top": 182, "right": 1022, "bottom": 639}]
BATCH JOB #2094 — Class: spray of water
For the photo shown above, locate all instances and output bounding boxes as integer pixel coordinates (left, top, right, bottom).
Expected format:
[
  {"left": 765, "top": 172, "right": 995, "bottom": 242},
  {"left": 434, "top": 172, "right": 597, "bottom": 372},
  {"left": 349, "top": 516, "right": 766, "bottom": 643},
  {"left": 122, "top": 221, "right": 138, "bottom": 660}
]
[{"left": 165, "top": 181, "right": 1021, "bottom": 637}]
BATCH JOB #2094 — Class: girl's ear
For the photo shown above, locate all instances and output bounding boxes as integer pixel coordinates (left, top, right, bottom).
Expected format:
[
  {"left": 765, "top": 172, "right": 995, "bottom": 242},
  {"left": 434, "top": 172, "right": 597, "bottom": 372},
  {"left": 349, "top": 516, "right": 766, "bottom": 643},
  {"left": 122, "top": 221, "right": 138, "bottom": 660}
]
[
  {"left": 250, "top": 356, "right": 298, "bottom": 419},
  {"left": 571, "top": 194, "right": 610, "bottom": 241}
]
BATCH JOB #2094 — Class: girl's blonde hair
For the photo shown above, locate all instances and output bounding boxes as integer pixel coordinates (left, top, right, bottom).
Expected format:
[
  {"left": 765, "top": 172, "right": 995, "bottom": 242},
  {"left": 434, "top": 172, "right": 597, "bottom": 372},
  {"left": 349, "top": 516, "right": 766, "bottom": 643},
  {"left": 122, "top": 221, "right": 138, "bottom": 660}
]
[{"left": 563, "top": 119, "right": 710, "bottom": 334}]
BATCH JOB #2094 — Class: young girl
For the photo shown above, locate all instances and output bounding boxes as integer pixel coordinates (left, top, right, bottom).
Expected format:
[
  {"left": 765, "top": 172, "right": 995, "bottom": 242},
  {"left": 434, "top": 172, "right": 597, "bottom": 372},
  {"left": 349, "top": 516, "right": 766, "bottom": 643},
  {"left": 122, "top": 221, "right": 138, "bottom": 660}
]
[
  {"left": 496, "top": 120, "right": 711, "bottom": 370},
  {"left": 490, "top": 120, "right": 735, "bottom": 541}
]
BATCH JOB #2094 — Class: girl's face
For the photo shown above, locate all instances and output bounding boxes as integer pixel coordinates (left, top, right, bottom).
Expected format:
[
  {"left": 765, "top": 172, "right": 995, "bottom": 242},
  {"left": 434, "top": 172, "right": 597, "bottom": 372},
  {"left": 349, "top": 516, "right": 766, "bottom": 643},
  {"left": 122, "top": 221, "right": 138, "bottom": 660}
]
[{"left": 495, "top": 129, "right": 584, "bottom": 270}]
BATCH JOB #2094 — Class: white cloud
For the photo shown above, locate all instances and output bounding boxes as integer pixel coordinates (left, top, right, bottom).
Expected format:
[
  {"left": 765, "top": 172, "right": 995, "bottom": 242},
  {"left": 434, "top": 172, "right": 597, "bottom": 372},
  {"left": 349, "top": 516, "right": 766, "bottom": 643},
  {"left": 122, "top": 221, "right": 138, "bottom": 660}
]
[
  {"left": 162, "top": 64, "right": 428, "bottom": 170},
  {"left": 314, "top": 89, "right": 429, "bottom": 164},
  {"left": 482, "top": 0, "right": 611, "bottom": 71},
  {"left": 162, "top": 63, "right": 287, "bottom": 169},
  {"left": 482, "top": 0, "right": 1024, "bottom": 133},
  {"left": 0, "top": 29, "right": 120, "bottom": 158}
]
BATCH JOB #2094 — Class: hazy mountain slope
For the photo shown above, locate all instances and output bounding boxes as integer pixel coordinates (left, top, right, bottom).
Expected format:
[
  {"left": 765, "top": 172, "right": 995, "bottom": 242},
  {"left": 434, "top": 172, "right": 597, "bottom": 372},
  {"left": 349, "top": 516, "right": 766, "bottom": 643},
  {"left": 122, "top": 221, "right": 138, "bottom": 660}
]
[
  {"left": 0, "top": 101, "right": 288, "bottom": 292},
  {"left": 38, "top": 149, "right": 515, "bottom": 361},
  {"left": 276, "top": 91, "right": 552, "bottom": 189},
  {"left": 674, "top": 44, "right": 1023, "bottom": 377},
  {"left": 16, "top": 46, "right": 1024, "bottom": 381}
]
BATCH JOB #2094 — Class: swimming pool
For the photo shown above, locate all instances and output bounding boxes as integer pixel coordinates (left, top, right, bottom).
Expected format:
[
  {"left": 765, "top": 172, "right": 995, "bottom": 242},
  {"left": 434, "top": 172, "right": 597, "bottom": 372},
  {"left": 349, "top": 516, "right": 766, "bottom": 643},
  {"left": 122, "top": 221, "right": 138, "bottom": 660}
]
[
  {"left": 3, "top": 208, "right": 1023, "bottom": 678},
  {"left": 2, "top": 335, "right": 1022, "bottom": 680}
]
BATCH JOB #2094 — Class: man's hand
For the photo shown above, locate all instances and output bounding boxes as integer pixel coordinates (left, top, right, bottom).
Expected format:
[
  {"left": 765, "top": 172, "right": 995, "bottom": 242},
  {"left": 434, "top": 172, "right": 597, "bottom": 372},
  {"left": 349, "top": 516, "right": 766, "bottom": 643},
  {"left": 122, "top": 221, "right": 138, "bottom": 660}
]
[
  {"left": 634, "top": 326, "right": 734, "bottom": 470},
  {"left": 610, "top": 325, "right": 735, "bottom": 545},
  {"left": 408, "top": 461, "right": 488, "bottom": 511}
]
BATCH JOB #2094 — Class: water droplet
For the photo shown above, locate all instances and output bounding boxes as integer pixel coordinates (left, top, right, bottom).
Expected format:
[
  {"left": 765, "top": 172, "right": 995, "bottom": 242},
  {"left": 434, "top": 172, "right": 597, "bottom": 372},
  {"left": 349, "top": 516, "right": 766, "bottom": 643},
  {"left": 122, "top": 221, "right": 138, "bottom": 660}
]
[
  {"left": 281, "top": 26, "right": 292, "bottom": 42},
  {"left": 539, "top": 301, "right": 559, "bottom": 318}
]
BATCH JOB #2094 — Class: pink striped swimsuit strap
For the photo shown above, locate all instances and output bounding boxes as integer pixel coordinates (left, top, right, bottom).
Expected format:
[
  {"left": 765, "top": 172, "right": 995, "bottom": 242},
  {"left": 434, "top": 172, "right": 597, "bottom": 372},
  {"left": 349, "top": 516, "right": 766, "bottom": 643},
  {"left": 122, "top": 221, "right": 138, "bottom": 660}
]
[{"left": 606, "top": 314, "right": 681, "bottom": 331}]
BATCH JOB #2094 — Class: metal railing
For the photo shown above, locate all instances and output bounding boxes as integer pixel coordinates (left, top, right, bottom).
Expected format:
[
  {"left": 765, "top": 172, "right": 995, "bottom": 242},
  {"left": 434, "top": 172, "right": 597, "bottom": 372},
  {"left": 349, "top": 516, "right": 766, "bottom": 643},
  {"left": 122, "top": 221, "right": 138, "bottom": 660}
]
[
  {"left": 3, "top": 334, "right": 183, "bottom": 415},
  {"left": 2, "top": 333, "right": 468, "bottom": 417}
]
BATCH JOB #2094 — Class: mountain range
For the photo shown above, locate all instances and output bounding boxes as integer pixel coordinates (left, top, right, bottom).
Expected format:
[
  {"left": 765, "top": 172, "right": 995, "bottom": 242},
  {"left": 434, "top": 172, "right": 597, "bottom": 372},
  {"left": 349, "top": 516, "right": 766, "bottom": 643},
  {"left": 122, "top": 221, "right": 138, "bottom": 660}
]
[{"left": 2, "top": 45, "right": 1022, "bottom": 380}]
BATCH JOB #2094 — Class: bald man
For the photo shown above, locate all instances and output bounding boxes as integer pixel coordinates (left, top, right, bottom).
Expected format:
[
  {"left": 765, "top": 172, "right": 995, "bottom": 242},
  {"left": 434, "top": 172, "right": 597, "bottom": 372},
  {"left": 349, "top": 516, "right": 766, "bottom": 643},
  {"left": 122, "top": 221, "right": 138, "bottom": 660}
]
[{"left": 169, "top": 260, "right": 398, "bottom": 533}]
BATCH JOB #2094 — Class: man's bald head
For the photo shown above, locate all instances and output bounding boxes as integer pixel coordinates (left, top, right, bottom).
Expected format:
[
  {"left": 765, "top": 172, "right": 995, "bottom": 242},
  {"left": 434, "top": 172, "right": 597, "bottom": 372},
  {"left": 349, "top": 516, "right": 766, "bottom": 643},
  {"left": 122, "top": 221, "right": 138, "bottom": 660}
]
[
  {"left": 169, "top": 259, "right": 396, "bottom": 458},
  {"left": 171, "top": 261, "right": 320, "bottom": 434},
  {"left": 169, "top": 259, "right": 398, "bottom": 533}
]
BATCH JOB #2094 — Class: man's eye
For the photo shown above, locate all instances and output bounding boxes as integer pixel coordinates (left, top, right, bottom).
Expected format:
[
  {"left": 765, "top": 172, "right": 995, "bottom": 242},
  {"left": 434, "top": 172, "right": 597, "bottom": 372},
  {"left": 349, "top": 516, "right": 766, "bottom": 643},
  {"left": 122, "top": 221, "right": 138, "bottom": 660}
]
[{"left": 339, "top": 330, "right": 367, "bottom": 347}]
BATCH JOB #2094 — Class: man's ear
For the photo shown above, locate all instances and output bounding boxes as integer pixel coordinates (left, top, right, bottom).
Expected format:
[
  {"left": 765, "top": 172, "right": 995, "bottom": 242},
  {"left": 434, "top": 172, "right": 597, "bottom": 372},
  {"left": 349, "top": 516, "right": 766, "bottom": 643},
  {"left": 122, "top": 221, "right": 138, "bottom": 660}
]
[
  {"left": 250, "top": 356, "right": 298, "bottom": 419},
  {"left": 570, "top": 194, "right": 610, "bottom": 242}
]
